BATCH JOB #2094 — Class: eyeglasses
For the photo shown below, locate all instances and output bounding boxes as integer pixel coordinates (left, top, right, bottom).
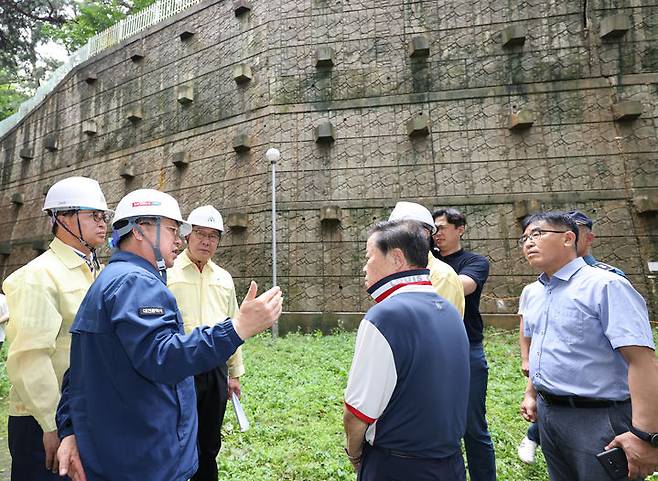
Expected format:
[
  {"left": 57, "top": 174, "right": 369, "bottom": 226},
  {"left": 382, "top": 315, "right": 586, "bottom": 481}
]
[
  {"left": 518, "top": 229, "right": 568, "bottom": 247},
  {"left": 191, "top": 229, "right": 221, "bottom": 243},
  {"left": 79, "top": 211, "right": 111, "bottom": 223},
  {"left": 138, "top": 222, "right": 181, "bottom": 238}
]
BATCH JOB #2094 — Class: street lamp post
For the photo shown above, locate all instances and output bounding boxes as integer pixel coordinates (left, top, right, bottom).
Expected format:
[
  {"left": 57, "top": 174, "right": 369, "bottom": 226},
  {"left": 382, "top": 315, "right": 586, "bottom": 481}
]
[{"left": 265, "top": 147, "right": 281, "bottom": 338}]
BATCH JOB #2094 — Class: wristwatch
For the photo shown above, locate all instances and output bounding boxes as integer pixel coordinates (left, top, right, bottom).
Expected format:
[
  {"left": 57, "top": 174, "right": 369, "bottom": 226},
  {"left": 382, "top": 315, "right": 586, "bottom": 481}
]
[{"left": 629, "top": 426, "right": 658, "bottom": 448}]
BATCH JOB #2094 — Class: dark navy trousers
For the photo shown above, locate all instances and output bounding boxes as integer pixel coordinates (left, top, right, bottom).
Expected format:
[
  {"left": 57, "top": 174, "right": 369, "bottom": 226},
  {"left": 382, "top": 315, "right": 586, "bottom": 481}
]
[
  {"left": 464, "top": 342, "right": 497, "bottom": 481},
  {"left": 191, "top": 365, "right": 229, "bottom": 481},
  {"left": 359, "top": 444, "right": 466, "bottom": 481},
  {"left": 8, "top": 415, "right": 69, "bottom": 481}
]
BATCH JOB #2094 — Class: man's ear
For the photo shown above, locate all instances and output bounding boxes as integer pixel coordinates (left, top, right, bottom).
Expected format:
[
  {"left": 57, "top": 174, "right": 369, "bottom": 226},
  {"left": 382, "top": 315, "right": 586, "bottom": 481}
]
[
  {"left": 132, "top": 226, "right": 144, "bottom": 241},
  {"left": 457, "top": 225, "right": 465, "bottom": 238},
  {"left": 56, "top": 213, "right": 72, "bottom": 231},
  {"left": 391, "top": 248, "right": 407, "bottom": 269},
  {"left": 564, "top": 230, "right": 577, "bottom": 248}
]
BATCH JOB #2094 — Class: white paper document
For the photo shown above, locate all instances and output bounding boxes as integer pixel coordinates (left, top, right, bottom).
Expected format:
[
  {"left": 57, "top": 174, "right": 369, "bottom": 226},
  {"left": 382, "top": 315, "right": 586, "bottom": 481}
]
[{"left": 231, "top": 392, "right": 250, "bottom": 432}]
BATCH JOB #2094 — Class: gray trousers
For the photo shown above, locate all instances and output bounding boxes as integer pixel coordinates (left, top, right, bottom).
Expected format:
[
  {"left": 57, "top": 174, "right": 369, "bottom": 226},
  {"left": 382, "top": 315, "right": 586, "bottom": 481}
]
[{"left": 537, "top": 395, "right": 641, "bottom": 481}]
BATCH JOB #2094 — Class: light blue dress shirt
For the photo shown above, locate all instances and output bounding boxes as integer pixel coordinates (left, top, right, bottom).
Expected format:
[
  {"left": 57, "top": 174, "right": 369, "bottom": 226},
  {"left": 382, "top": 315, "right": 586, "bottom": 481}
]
[{"left": 522, "top": 257, "right": 654, "bottom": 400}]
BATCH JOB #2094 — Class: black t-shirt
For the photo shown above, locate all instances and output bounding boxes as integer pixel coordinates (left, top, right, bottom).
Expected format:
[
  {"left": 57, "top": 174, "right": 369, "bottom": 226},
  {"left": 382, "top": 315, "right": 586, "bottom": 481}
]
[{"left": 439, "top": 249, "right": 490, "bottom": 343}]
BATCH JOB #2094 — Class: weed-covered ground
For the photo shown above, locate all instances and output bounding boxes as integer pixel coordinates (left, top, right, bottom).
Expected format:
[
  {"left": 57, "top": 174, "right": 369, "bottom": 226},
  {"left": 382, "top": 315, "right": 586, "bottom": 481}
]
[
  {"left": 1, "top": 328, "right": 657, "bottom": 480},
  {"left": 218, "top": 328, "right": 551, "bottom": 481}
]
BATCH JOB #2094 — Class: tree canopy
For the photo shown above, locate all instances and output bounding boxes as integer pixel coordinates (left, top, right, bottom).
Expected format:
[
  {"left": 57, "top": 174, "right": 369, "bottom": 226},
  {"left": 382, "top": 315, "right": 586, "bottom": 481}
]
[
  {"left": 43, "top": 0, "right": 157, "bottom": 53},
  {"left": 0, "top": 0, "right": 157, "bottom": 121},
  {"left": 0, "top": 0, "right": 69, "bottom": 75}
]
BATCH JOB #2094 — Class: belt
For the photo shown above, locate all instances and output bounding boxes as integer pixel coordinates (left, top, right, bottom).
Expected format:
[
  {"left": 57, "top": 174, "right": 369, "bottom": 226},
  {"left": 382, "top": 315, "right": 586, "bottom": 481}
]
[
  {"left": 369, "top": 444, "right": 432, "bottom": 460},
  {"left": 538, "top": 391, "right": 630, "bottom": 408}
]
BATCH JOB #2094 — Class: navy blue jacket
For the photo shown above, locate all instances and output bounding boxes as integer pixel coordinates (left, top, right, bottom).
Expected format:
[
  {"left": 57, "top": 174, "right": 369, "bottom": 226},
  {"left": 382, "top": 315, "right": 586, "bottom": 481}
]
[{"left": 57, "top": 251, "right": 243, "bottom": 481}]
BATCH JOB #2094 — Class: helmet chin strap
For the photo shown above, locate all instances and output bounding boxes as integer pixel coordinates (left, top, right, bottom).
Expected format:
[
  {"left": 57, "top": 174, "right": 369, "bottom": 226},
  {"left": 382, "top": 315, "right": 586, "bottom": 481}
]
[
  {"left": 128, "top": 218, "right": 167, "bottom": 278},
  {"left": 51, "top": 211, "right": 101, "bottom": 274}
]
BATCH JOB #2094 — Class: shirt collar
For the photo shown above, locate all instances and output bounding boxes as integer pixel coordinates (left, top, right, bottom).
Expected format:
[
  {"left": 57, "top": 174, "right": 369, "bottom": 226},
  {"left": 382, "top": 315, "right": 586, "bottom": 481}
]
[
  {"left": 538, "top": 257, "right": 586, "bottom": 285},
  {"left": 439, "top": 248, "right": 464, "bottom": 260},
  {"left": 367, "top": 269, "right": 432, "bottom": 303},
  {"left": 178, "top": 249, "right": 216, "bottom": 274},
  {"left": 109, "top": 250, "right": 167, "bottom": 284},
  {"left": 49, "top": 237, "right": 87, "bottom": 269}
]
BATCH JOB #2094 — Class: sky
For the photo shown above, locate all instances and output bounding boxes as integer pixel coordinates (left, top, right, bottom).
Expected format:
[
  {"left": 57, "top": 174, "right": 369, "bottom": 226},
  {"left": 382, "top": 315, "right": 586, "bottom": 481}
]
[{"left": 36, "top": 41, "right": 69, "bottom": 64}]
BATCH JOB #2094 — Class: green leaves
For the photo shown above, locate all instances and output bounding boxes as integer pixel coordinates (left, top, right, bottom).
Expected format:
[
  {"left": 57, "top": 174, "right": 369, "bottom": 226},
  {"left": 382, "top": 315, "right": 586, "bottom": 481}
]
[
  {"left": 0, "top": 0, "right": 159, "bottom": 118},
  {"left": 0, "top": 77, "right": 27, "bottom": 121},
  {"left": 43, "top": 0, "right": 156, "bottom": 53}
]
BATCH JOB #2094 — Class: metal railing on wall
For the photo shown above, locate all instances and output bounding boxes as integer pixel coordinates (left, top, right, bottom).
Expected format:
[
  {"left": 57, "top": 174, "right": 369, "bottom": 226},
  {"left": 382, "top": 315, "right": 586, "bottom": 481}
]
[{"left": 0, "top": 0, "right": 203, "bottom": 139}]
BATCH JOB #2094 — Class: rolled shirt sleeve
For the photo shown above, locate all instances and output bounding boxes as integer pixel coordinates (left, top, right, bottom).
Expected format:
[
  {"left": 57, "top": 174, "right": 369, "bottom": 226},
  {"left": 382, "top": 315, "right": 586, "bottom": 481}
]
[{"left": 344, "top": 319, "right": 397, "bottom": 423}]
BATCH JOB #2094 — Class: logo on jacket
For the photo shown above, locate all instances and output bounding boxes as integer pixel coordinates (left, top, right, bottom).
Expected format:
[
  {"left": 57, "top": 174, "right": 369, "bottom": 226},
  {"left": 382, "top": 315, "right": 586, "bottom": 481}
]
[{"left": 138, "top": 307, "right": 165, "bottom": 316}]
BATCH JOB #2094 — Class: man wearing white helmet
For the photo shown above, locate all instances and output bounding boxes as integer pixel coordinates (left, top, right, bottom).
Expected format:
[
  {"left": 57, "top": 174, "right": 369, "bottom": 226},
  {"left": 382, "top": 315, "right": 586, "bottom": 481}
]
[
  {"left": 167, "top": 205, "right": 245, "bottom": 481},
  {"left": 388, "top": 202, "right": 465, "bottom": 318},
  {"left": 55, "top": 189, "right": 282, "bottom": 481},
  {"left": 2, "top": 176, "right": 110, "bottom": 480}
]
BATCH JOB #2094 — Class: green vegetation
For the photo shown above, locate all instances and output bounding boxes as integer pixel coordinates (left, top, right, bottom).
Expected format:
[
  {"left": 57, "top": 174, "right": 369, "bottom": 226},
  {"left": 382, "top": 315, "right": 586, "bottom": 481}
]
[
  {"left": 0, "top": 73, "right": 27, "bottom": 121},
  {"left": 42, "top": 0, "right": 158, "bottom": 53},
  {"left": 0, "top": 0, "right": 158, "bottom": 120},
  {"left": 1, "top": 342, "right": 10, "bottom": 479},
  {"left": 218, "top": 328, "right": 552, "bottom": 480},
  {"left": 0, "top": 342, "right": 8, "bottom": 413},
  {"left": 1, "top": 328, "right": 657, "bottom": 480}
]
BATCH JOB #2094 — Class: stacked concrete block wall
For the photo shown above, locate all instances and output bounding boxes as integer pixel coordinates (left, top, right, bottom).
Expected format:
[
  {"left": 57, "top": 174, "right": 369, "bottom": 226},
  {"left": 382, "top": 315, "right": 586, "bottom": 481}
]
[{"left": 1, "top": 0, "right": 656, "bottom": 321}]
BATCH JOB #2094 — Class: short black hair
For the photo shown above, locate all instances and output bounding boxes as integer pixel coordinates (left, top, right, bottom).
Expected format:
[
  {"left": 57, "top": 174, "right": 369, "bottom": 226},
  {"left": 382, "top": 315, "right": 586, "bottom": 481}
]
[
  {"left": 368, "top": 220, "right": 429, "bottom": 268},
  {"left": 432, "top": 208, "right": 466, "bottom": 228},
  {"left": 521, "top": 211, "right": 579, "bottom": 246}
]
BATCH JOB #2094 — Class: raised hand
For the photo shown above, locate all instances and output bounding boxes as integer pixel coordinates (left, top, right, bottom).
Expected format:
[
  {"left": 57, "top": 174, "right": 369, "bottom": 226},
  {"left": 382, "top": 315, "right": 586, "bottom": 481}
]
[{"left": 232, "top": 281, "right": 283, "bottom": 340}]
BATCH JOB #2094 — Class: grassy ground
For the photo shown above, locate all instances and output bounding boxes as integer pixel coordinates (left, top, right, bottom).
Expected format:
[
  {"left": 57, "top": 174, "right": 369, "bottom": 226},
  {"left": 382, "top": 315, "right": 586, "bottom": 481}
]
[
  {"left": 0, "top": 342, "right": 10, "bottom": 480},
  {"left": 1, "top": 328, "right": 657, "bottom": 480},
  {"left": 217, "top": 328, "right": 551, "bottom": 481}
]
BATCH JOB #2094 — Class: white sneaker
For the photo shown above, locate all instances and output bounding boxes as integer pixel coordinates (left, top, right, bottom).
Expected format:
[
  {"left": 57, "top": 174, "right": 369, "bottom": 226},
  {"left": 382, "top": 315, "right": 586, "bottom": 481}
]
[{"left": 518, "top": 436, "right": 538, "bottom": 464}]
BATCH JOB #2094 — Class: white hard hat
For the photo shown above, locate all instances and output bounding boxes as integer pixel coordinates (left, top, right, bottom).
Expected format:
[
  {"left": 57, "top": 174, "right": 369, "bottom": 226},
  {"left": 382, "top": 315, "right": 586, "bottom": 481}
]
[
  {"left": 43, "top": 177, "right": 110, "bottom": 212},
  {"left": 388, "top": 201, "right": 436, "bottom": 234},
  {"left": 187, "top": 205, "right": 224, "bottom": 232},
  {"left": 112, "top": 189, "right": 192, "bottom": 236}
]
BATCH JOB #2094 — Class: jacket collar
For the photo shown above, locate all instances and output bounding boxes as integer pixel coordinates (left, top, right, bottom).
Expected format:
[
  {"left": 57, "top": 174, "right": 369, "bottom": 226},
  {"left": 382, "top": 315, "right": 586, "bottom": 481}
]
[
  {"left": 109, "top": 250, "right": 167, "bottom": 284},
  {"left": 49, "top": 237, "right": 87, "bottom": 270},
  {"left": 367, "top": 269, "right": 432, "bottom": 303}
]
